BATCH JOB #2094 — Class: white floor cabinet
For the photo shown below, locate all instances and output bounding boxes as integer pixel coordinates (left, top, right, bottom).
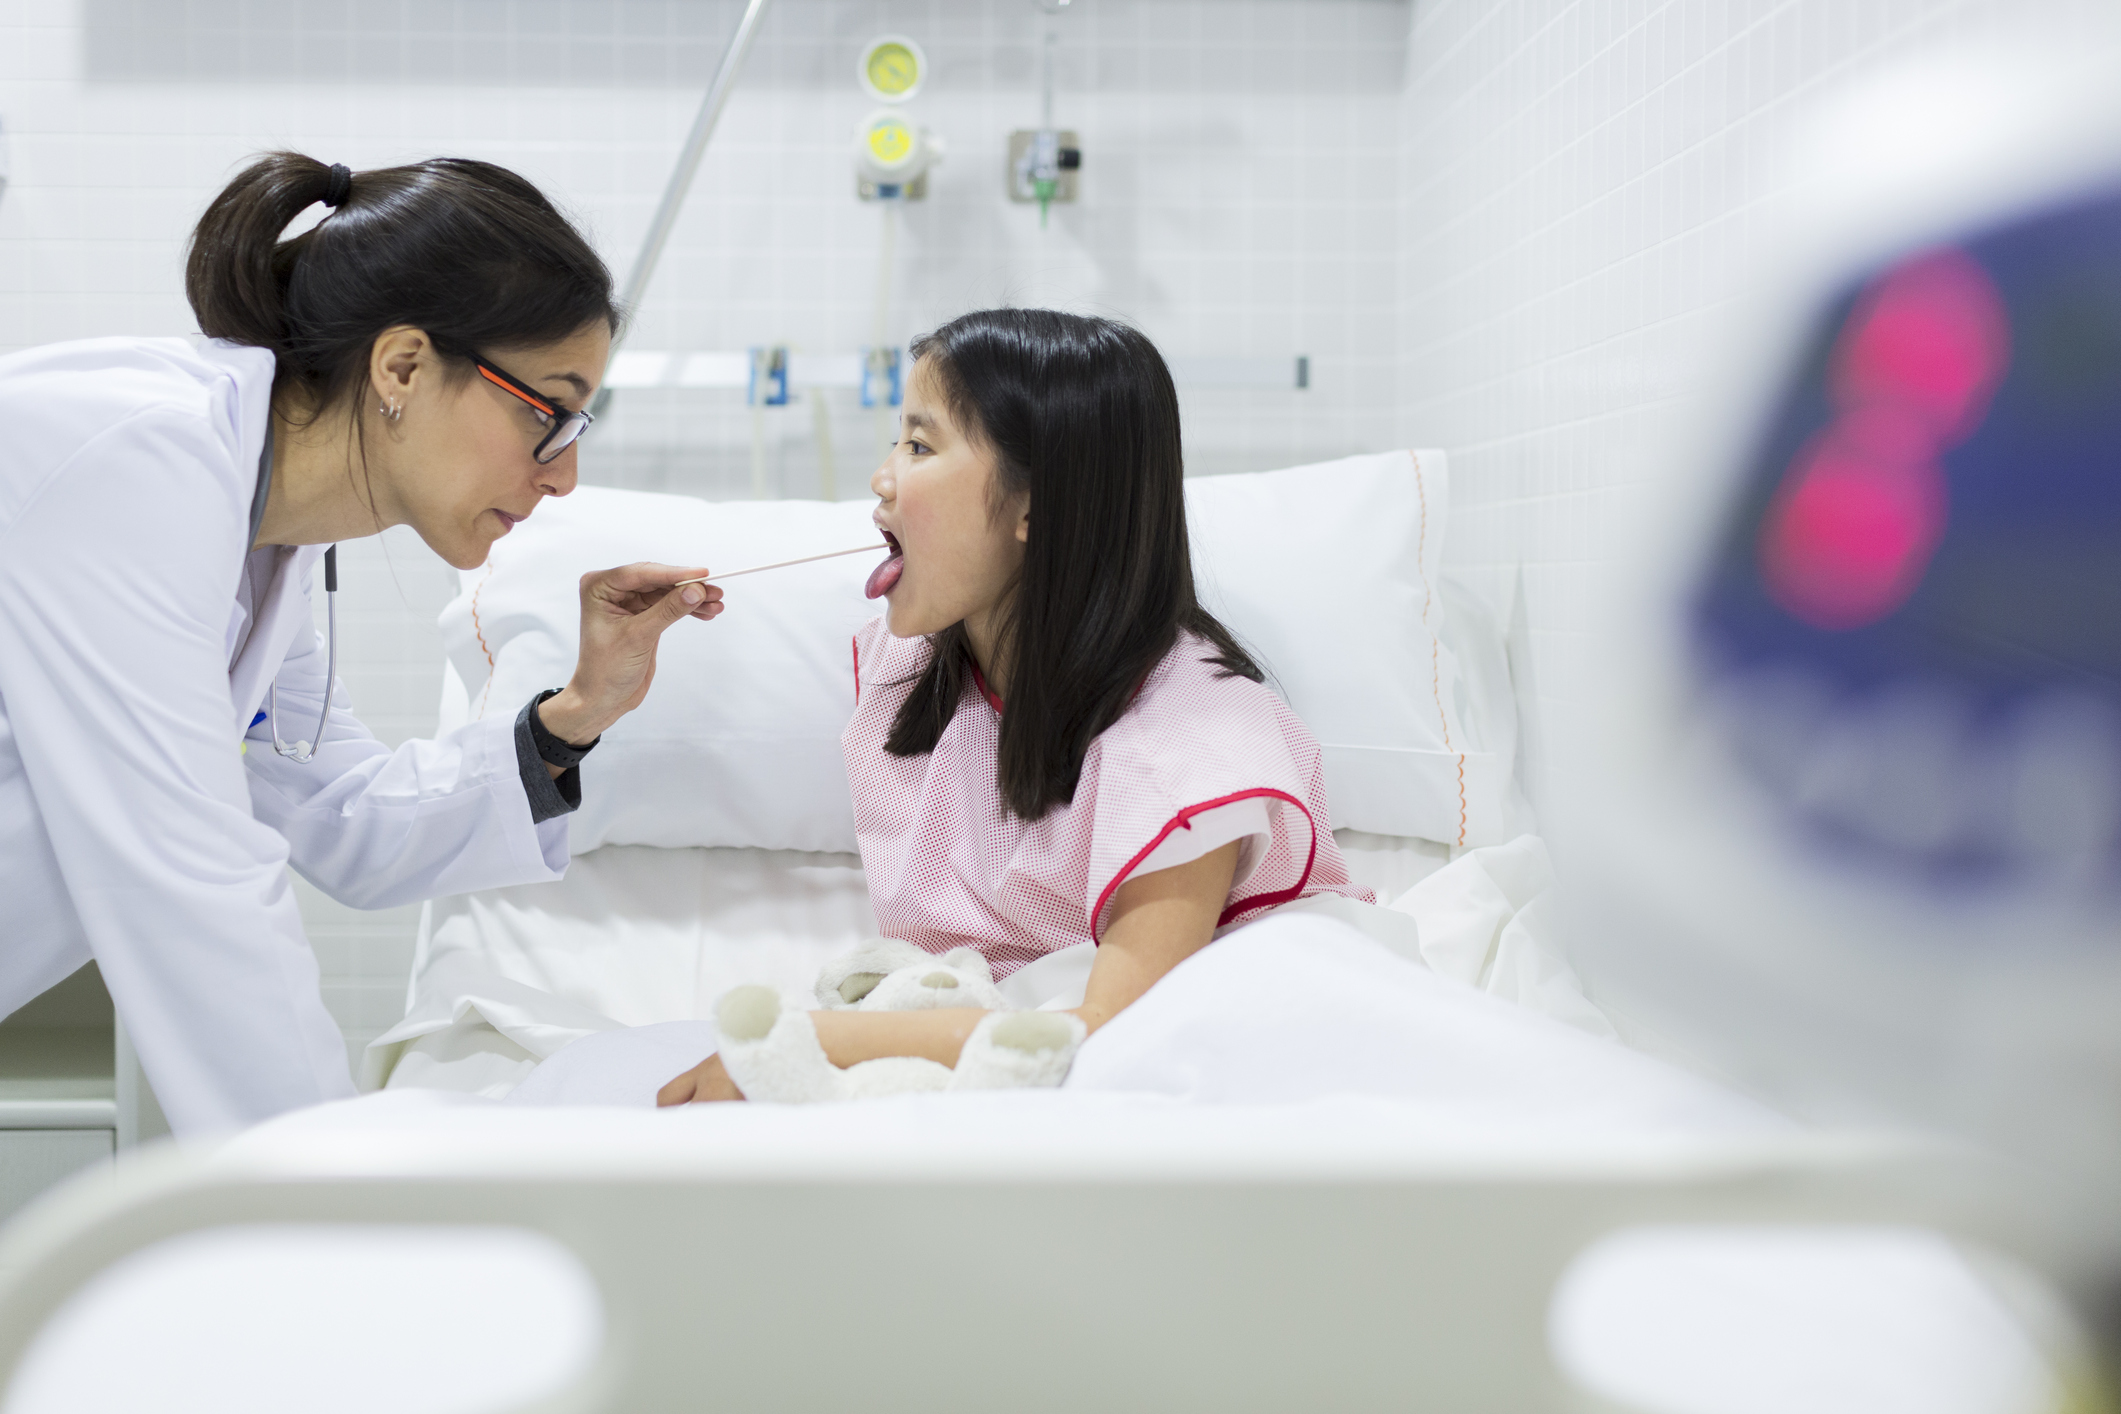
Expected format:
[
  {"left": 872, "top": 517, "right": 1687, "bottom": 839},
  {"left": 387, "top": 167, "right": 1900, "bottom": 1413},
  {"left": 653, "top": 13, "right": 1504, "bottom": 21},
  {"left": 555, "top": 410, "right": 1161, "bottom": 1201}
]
[{"left": 0, "top": 965, "right": 165, "bottom": 1225}]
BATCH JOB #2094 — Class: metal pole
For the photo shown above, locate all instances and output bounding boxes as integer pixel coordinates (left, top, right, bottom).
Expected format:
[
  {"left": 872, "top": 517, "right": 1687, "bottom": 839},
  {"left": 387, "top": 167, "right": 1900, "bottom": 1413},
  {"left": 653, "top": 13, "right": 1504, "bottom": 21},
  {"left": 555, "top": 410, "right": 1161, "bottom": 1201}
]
[
  {"left": 1041, "top": 27, "right": 1055, "bottom": 129},
  {"left": 593, "top": 0, "right": 775, "bottom": 416}
]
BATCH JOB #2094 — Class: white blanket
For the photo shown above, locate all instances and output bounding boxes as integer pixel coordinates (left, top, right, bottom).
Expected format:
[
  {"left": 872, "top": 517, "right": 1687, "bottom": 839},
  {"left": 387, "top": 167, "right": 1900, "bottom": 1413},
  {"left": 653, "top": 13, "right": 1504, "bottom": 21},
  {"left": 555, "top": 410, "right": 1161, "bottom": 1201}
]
[
  {"left": 506, "top": 908, "right": 1782, "bottom": 1136},
  {"left": 368, "top": 832, "right": 1619, "bottom": 1104}
]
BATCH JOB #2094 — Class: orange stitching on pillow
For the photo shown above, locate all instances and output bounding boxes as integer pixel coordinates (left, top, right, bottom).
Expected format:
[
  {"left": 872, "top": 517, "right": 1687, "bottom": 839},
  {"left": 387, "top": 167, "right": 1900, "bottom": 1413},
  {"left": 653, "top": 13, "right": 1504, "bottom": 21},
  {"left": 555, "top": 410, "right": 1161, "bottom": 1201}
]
[
  {"left": 1411, "top": 449, "right": 1469, "bottom": 847},
  {"left": 470, "top": 560, "right": 498, "bottom": 719}
]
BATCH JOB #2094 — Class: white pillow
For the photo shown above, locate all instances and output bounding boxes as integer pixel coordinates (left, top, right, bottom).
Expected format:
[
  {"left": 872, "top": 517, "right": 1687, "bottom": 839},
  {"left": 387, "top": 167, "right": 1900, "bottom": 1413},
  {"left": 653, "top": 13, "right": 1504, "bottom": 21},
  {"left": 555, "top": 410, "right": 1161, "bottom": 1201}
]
[
  {"left": 1186, "top": 450, "right": 1513, "bottom": 846},
  {"left": 437, "top": 449, "right": 1510, "bottom": 852}
]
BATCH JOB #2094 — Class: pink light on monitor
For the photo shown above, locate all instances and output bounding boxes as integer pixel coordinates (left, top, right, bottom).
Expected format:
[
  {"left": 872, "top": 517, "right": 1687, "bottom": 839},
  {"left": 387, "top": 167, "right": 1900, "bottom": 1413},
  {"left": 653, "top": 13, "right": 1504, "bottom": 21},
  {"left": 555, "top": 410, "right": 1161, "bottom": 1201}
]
[
  {"left": 1760, "top": 419, "right": 1948, "bottom": 630},
  {"left": 1759, "top": 248, "right": 2008, "bottom": 630},
  {"left": 1832, "top": 248, "right": 2011, "bottom": 437}
]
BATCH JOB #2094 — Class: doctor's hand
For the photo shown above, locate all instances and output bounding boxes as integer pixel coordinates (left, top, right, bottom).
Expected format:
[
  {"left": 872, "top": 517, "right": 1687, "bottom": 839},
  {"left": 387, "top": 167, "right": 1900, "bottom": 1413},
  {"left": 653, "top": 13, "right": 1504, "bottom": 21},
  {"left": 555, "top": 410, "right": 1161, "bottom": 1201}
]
[
  {"left": 535, "top": 562, "right": 723, "bottom": 748},
  {"left": 657, "top": 1053, "right": 745, "bottom": 1105}
]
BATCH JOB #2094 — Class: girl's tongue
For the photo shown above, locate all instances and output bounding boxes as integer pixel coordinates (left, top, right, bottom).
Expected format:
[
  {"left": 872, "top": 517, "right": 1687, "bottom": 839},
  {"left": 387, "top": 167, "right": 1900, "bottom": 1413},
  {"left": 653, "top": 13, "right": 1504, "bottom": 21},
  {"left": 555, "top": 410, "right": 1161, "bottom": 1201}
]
[{"left": 864, "top": 536, "right": 904, "bottom": 599}]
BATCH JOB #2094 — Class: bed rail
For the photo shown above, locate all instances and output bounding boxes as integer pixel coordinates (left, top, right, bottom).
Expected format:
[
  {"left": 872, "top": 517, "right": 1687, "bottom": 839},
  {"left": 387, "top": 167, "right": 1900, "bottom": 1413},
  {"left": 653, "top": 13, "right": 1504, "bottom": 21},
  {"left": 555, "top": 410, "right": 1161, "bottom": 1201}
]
[{"left": 0, "top": 1124, "right": 1997, "bottom": 1413}]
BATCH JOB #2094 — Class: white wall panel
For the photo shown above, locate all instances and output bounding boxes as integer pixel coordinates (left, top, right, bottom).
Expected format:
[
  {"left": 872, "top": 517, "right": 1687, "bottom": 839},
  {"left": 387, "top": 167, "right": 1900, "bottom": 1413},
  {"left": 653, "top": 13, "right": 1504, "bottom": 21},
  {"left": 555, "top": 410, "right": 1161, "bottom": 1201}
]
[{"left": 1394, "top": 0, "right": 2117, "bottom": 802}]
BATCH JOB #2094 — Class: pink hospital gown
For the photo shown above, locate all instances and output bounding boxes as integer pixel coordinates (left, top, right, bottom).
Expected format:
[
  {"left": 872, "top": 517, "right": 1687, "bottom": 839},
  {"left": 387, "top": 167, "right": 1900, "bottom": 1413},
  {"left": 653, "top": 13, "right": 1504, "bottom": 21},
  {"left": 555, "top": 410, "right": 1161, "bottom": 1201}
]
[{"left": 843, "top": 618, "right": 1373, "bottom": 979}]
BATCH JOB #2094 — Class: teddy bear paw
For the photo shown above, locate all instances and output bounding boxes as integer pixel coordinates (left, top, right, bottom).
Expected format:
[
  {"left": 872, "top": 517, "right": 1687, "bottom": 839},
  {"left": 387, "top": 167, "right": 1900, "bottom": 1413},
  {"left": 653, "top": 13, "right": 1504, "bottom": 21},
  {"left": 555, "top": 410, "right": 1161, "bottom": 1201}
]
[
  {"left": 950, "top": 1010, "right": 1087, "bottom": 1091},
  {"left": 714, "top": 985, "right": 844, "bottom": 1104}
]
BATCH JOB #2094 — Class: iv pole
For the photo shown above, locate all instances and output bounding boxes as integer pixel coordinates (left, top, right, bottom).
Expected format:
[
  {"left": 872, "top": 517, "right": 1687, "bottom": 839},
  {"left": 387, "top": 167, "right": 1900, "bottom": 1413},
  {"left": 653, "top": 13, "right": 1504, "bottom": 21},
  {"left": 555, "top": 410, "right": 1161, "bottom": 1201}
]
[{"left": 591, "top": 0, "right": 775, "bottom": 418}]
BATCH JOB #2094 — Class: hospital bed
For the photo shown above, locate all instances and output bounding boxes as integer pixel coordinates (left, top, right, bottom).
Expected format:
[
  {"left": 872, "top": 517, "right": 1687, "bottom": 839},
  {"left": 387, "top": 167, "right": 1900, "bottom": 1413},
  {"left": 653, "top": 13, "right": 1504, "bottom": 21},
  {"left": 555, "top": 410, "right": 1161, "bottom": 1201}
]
[{"left": 0, "top": 453, "right": 2076, "bottom": 1413}]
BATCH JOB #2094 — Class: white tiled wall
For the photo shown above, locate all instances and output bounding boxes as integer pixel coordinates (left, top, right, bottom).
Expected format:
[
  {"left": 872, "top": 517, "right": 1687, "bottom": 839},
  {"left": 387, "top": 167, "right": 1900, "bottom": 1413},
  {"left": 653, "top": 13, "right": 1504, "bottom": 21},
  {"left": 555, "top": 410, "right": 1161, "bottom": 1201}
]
[{"left": 1395, "top": 0, "right": 2118, "bottom": 800}]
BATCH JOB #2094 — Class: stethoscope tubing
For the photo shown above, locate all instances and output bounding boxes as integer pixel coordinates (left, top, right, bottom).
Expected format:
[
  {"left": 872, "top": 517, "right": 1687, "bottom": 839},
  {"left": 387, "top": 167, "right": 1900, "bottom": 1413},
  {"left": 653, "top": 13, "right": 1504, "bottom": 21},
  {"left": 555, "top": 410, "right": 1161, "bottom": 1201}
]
[{"left": 269, "top": 545, "right": 336, "bottom": 764}]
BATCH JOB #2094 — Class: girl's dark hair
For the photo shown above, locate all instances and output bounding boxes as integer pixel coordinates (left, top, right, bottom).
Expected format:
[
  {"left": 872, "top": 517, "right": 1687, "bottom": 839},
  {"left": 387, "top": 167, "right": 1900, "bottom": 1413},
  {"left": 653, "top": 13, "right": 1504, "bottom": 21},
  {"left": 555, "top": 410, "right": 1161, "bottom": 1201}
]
[
  {"left": 885, "top": 308, "right": 1262, "bottom": 820},
  {"left": 185, "top": 151, "right": 617, "bottom": 416}
]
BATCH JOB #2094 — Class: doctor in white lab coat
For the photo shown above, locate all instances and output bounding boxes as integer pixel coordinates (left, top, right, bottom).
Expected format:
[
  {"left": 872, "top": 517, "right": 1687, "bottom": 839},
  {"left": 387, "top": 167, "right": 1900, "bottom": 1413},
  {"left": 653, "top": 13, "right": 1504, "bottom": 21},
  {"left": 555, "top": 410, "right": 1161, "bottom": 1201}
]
[{"left": 0, "top": 153, "right": 721, "bottom": 1135}]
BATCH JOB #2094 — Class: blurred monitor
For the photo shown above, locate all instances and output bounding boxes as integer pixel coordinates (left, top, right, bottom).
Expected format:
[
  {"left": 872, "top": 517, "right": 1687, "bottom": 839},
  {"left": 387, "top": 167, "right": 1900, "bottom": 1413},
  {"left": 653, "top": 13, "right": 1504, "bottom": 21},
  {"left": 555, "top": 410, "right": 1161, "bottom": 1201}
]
[{"left": 1560, "top": 42, "right": 2121, "bottom": 1332}]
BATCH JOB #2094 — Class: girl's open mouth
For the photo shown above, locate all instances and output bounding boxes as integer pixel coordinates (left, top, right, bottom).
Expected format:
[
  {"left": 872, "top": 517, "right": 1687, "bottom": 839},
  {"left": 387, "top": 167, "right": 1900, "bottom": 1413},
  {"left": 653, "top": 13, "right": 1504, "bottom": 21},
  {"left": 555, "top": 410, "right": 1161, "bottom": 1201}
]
[{"left": 865, "top": 532, "right": 904, "bottom": 599}]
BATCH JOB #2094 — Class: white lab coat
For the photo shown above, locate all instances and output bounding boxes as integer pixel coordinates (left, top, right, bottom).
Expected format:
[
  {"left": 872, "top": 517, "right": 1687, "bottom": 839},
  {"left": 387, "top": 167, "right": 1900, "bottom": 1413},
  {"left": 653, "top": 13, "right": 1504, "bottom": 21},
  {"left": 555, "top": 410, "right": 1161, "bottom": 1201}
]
[{"left": 0, "top": 337, "right": 569, "bottom": 1135}]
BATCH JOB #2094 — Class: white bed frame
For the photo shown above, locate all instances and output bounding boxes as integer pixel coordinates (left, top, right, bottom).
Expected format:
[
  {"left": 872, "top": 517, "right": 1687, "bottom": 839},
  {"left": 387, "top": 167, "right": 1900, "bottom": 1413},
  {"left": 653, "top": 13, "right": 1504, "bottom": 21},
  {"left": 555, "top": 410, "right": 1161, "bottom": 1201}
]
[
  {"left": 0, "top": 558, "right": 2029, "bottom": 1409},
  {"left": 0, "top": 1121, "right": 1985, "bottom": 1412}
]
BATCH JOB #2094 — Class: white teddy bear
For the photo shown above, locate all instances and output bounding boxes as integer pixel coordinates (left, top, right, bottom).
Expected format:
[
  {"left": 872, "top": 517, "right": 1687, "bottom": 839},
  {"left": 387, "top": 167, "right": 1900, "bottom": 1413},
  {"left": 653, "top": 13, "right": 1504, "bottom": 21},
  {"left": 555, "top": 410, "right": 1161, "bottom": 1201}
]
[
  {"left": 716, "top": 939, "right": 1086, "bottom": 1103},
  {"left": 814, "top": 938, "right": 1008, "bottom": 1012}
]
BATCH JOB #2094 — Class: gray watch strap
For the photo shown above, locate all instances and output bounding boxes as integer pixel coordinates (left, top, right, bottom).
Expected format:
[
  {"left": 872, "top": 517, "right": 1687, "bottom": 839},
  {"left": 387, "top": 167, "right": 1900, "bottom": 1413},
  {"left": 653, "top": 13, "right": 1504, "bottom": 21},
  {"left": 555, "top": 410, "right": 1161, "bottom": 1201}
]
[{"left": 514, "top": 695, "right": 581, "bottom": 824}]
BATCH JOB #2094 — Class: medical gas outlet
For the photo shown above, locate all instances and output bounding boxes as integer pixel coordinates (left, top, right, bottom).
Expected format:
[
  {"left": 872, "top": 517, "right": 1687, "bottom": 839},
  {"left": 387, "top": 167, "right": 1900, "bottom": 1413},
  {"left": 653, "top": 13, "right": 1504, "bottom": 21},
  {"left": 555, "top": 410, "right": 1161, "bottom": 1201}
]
[
  {"left": 855, "top": 110, "right": 942, "bottom": 201},
  {"left": 1008, "top": 129, "right": 1080, "bottom": 224},
  {"left": 854, "top": 36, "right": 939, "bottom": 201}
]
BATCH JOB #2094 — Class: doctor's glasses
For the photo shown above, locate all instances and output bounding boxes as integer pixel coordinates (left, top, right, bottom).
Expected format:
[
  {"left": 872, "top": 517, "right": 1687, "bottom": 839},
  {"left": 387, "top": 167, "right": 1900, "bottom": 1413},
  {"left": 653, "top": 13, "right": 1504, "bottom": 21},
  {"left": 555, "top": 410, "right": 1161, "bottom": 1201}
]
[{"left": 472, "top": 354, "right": 595, "bottom": 464}]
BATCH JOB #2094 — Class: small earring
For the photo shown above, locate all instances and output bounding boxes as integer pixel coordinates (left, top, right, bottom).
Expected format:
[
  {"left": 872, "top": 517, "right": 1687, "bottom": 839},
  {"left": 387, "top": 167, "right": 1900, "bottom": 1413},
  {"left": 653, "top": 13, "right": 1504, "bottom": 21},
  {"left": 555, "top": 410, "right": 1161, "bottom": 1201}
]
[{"left": 380, "top": 399, "right": 402, "bottom": 421}]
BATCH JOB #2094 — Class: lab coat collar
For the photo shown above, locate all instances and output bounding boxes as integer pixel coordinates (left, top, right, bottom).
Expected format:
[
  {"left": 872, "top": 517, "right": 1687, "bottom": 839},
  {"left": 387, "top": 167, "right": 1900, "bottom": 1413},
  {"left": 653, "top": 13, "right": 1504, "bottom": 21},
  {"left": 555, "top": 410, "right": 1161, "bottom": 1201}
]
[{"left": 196, "top": 339, "right": 276, "bottom": 484}]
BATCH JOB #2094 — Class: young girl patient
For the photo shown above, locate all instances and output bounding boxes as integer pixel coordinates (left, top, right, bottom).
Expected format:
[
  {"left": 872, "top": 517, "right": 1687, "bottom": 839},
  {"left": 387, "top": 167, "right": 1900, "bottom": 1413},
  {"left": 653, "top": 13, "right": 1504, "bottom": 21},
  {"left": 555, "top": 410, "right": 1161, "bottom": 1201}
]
[{"left": 657, "top": 309, "right": 1372, "bottom": 1104}]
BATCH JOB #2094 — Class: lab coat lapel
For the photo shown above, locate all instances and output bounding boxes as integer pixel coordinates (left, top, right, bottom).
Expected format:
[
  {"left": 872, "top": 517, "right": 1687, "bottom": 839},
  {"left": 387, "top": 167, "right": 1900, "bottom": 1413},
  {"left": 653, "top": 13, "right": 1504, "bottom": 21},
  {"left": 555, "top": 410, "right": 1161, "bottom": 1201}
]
[{"left": 227, "top": 544, "right": 327, "bottom": 730}]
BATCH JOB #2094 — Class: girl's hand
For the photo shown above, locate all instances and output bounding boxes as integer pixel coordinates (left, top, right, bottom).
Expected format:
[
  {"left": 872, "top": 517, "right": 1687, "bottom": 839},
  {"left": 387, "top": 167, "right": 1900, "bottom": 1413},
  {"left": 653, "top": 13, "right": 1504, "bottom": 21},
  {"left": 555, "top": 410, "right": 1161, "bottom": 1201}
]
[
  {"left": 656, "top": 841, "right": 1237, "bottom": 1103},
  {"left": 657, "top": 1052, "right": 745, "bottom": 1105},
  {"left": 536, "top": 562, "right": 725, "bottom": 748}
]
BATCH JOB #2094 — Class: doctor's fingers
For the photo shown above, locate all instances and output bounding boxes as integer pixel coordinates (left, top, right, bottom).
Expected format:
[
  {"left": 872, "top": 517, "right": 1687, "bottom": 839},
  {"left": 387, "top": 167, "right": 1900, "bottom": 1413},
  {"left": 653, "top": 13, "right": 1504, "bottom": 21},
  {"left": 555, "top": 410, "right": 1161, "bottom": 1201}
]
[
  {"left": 580, "top": 563, "right": 723, "bottom": 617},
  {"left": 580, "top": 561, "right": 715, "bottom": 602},
  {"left": 601, "top": 585, "right": 717, "bottom": 649}
]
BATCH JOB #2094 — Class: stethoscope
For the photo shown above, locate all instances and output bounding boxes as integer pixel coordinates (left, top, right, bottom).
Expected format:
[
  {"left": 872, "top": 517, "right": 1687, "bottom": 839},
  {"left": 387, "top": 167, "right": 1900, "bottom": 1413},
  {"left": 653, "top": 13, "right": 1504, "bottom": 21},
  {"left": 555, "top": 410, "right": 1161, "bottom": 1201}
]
[{"left": 263, "top": 545, "right": 337, "bottom": 764}]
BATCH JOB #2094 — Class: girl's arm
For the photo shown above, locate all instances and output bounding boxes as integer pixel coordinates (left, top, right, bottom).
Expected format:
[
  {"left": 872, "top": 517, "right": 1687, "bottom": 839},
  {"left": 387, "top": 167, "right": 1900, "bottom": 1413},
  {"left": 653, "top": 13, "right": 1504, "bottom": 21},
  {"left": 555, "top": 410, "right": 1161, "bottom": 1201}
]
[
  {"left": 657, "top": 840, "right": 1241, "bottom": 1104},
  {"left": 1072, "top": 837, "right": 1243, "bottom": 1031}
]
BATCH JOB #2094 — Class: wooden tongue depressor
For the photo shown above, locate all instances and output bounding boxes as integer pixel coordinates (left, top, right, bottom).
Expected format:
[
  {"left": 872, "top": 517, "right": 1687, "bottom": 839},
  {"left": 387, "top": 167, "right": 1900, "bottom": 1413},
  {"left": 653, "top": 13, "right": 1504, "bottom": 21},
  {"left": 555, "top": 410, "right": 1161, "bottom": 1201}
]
[{"left": 673, "top": 543, "right": 887, "bottom": 588}]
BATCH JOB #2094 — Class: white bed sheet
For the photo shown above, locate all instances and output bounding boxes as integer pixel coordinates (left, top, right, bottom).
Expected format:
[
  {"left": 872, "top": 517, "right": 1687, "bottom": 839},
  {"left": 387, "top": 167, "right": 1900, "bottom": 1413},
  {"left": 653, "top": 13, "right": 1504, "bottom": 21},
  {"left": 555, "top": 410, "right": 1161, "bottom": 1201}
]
[
  {"left": 365, "top": 843, "right": 879, "bottom": 1094},
  {"left": 365, "top": 828, "right": 1466, "bottom": 1097}
]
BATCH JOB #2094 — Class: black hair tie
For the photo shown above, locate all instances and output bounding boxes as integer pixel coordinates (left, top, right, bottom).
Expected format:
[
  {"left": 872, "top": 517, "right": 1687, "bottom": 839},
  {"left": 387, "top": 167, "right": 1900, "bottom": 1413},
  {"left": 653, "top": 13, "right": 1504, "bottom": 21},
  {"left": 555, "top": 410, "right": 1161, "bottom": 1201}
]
[{"left": 322, "top": 163, "right": 353, "bottom": 209}]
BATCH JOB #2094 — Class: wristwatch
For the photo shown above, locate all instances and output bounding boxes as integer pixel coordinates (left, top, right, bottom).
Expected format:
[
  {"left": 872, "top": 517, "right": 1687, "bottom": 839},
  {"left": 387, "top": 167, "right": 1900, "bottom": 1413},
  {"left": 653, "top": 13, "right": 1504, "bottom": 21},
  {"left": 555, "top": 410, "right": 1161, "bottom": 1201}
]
[{"left": 528, "top": 688, "right": 601, "bottom": 769}]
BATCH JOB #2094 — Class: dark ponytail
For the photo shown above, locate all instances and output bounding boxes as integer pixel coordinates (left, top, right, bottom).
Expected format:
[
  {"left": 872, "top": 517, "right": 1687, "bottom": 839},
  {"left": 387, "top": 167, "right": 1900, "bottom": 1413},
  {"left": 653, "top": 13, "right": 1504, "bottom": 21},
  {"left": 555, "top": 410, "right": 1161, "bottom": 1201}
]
[
  {"left": 884, "top": 309, "right": 1263, "bottom": 821},
  {"left": 186, "top": 151, "right": 617, "bottom": 415}
]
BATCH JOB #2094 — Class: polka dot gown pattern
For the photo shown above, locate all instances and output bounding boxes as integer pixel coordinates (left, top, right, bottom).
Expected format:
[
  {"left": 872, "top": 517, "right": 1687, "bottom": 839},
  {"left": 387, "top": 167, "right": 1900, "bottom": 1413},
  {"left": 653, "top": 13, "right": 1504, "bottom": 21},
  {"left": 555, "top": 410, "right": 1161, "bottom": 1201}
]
[{"left": 843, "top": 619, "right": 1372, "bottom": 979}]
